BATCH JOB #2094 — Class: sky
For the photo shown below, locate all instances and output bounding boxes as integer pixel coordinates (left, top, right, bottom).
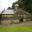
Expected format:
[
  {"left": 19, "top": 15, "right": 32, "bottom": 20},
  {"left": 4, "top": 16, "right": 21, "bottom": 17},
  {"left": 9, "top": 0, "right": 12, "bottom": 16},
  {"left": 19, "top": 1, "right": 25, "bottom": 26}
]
[{"left": 0, "top": 0, "right": 17, "bottom": 12}]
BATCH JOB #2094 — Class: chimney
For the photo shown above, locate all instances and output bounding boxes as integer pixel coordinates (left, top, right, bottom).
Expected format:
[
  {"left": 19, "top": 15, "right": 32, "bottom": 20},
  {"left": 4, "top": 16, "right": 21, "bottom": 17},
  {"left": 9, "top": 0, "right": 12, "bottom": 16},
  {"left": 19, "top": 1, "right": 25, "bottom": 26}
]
[
  {"left": 4, "top": 8, "right": 5, "bottom": 11},
  {"left": 15, "top": 4, "right": 19, "bottom": 11}
]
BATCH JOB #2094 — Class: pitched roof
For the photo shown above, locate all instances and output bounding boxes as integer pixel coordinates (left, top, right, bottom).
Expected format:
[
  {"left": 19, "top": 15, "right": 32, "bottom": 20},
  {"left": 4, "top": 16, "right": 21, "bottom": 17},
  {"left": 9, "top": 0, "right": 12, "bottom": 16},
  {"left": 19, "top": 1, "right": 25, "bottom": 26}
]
[
  {"left": 16, "top": 8, "right": 31, "bottom": 16},
  {"left": 2, "top": 9, "right": 15, "bottom": 14}
]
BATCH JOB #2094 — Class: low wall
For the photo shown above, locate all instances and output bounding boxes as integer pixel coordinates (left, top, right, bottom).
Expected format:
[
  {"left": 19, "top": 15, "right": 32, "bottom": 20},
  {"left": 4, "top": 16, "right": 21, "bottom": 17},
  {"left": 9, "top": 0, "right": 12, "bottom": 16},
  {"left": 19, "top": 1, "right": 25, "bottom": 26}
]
[
  {"left": 1, "top": 18, "right": 31, "bottom": 24},
  {"left": 1, "top": 19, "right": 19, "bottom": 24},
  {"left": 23, "top": 19, "right": 31, "bottom": 22}
]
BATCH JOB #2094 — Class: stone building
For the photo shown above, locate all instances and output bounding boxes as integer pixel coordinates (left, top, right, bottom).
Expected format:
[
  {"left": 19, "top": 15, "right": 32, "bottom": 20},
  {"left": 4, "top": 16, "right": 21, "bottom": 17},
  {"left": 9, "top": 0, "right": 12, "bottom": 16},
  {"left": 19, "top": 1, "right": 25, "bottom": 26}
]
[
  {"left": 1, "top": 8, "right": 19, "bottom": 24},
  {"left": 1, "top": 9, "right": 15, "bottom": 18},
  {"left": 15, "top": 4, "right": 32, "bottom": 22},
  {"left": 0, "top": 4, "right": 32, "bottom": 24}
]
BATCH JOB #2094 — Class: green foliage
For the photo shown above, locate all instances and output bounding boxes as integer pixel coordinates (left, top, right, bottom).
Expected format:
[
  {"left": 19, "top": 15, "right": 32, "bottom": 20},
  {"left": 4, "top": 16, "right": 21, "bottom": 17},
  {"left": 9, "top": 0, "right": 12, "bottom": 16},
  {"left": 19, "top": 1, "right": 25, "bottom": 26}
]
[
  {"left": 7, "top": 7, "right": 12, "bottom": 9},
  {"left": 12, "top": 0, "right": 32, "bottom": 14},
  {"left": 18, "top": 0, "right": 32, "bottom": 14},
  {"left": 18, "top": 0, "right": 25, "bottom": 8},
  {"left": 12, "top": 1, "right": 18, "bottom": 9},
  {"left": 12, "top": 3, "right": 15, "bottom": 9}
]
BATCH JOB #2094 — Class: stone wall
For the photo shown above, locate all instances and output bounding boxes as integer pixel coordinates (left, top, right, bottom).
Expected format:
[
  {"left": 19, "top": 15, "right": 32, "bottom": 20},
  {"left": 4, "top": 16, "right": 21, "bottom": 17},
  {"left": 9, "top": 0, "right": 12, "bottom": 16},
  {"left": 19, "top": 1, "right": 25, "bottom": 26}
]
[
  {"left": 23, "top": 18, "right": 31, "bottom": 22},
  {"left": 1, "top": 18, "right": 31, "bottom": 24},
  {"left": 1, "top": 19, "right": 19, "bottom": 24}
]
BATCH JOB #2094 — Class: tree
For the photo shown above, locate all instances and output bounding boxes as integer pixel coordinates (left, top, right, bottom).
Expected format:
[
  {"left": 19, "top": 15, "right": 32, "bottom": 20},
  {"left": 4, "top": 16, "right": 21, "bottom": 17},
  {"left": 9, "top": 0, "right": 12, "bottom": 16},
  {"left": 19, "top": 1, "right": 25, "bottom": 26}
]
[
  {"left": 12, "top": 1, "right": 18, "bottom": 9},
  {"left": 7, "top": 7, "right": 12, "bottom": 9},
  {"left": 0, "top": 14, "right": 2, "bottom": 24},
  {"left": 12, "top": 0, "right": 32, "bottom": 14},
  {"left": 18, "top": 0, "right": 32, "bottom": 14}
]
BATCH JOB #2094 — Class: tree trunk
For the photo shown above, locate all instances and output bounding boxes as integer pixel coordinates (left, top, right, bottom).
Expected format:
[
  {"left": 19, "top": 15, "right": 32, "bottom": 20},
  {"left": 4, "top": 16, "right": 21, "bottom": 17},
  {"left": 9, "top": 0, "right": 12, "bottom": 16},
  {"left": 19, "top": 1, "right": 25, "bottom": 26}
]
[{"left": 0, "top": 14, "right": 2, "bottom": 24}]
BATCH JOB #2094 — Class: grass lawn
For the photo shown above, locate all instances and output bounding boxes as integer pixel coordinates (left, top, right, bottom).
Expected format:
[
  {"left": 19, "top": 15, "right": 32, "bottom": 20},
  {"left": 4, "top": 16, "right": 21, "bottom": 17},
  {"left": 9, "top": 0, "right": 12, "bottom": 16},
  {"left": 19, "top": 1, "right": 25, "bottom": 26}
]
[{"left": 0, "top": 26, "right": 32, "bottom": 32}]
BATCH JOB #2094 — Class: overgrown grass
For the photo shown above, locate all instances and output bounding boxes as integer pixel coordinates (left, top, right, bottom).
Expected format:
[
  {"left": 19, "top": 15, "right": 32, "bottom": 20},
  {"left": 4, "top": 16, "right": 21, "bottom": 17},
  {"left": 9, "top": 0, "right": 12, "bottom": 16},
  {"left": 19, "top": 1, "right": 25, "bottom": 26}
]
[{"left": 0, "top": 26, "right": 32, "bottom": 32}]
